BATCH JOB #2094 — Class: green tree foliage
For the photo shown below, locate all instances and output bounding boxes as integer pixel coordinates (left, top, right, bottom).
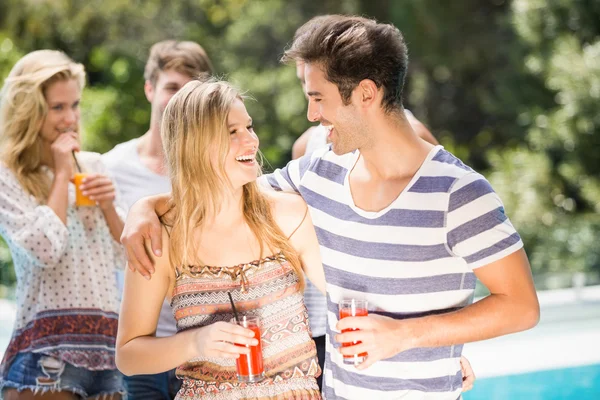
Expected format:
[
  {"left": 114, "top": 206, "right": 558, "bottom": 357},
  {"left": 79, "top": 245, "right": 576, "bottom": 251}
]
[
  {"left": 486, "top": 0, "right": 600, "bottom": 283},
  {"left": 0, "top": 0, "right": 359, "bottom": 289},
  {"left": 0, "top": 0, "right": 599, "bottom": 290},
  {"left": 363, "top": 0, "right": 600, "bottom": 283},
  {"left": 365, "top": 0, "right": 555, "bottom": 166},
  {"left": 0, "top": 0, "right": 356, "bottom": 164}
]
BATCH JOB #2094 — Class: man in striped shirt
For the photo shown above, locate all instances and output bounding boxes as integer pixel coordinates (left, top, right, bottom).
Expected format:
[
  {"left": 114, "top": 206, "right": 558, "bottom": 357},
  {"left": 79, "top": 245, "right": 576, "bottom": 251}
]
[
  {"left": 291, "top": 23, "right": 441, "bottom": 393},
  {"left": 121, "top": 15, "right": 539, "bottom": 400},
  {"left": 274, "top": 15, "right": 539, "bottom": 399}
]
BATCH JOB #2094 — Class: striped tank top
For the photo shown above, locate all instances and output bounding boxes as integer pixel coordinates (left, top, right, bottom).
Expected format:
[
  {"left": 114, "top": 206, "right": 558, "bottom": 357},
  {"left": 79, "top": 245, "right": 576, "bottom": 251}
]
[{"left": 171, "top": 252, "right": 322, "bottom": 400}]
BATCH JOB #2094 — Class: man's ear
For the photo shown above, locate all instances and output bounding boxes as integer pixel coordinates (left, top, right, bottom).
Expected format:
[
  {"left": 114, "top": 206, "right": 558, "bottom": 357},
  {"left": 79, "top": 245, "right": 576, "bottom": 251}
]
[
  {"left": 355, "top": 79, "right": 379, "bottom": 109},
  {"left": 144, "top": 80, "right": 154, "bottom": 104}
]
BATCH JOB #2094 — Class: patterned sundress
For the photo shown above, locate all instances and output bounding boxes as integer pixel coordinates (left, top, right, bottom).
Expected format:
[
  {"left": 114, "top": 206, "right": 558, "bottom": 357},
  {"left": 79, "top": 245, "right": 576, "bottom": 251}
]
[{"left": 171, "top": 252, "right": 322, "bottom": 399}]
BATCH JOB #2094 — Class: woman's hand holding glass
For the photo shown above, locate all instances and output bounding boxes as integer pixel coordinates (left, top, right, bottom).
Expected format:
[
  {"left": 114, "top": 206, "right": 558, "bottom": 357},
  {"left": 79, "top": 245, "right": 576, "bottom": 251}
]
[
  {"left": 78, "top": 173, "right": 117, "bottom": 210},
  {"left": 192, "top": 321, "right": 258, "bottom": 359}
]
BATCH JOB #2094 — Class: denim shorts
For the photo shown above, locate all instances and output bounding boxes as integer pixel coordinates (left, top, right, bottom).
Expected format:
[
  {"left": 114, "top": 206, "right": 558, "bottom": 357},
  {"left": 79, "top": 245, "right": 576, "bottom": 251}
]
[
  {"left": 1, "top": 352, "right": 126, "bottom": 399},
  {"left": 124, "top": 369, "right": 181, "bottom": 400}
]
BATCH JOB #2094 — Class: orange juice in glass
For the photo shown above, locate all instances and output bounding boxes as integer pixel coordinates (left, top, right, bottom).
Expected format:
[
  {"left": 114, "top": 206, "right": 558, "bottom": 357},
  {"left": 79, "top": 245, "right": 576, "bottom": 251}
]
[{"left": 74, "top": 173, "right": 95, "bottom": 206}]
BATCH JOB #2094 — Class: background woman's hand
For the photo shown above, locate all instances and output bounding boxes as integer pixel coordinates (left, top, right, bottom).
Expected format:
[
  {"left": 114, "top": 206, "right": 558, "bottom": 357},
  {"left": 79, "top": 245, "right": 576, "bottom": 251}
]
[
  {"left": 193, "top": 322, "right": 258, "bottom": 359},
  {"left": 79, "top": 173, "right": 116, "bottom": 210},
  {"left": 50, "top": 131, "right": 79, "bottom": 178}
]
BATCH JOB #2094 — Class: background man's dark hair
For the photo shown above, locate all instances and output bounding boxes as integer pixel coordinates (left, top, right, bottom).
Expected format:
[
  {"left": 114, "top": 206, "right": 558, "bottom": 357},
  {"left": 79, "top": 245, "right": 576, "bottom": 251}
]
[{"left": 283, "top": 15, "right": 409, "bottom": 113}]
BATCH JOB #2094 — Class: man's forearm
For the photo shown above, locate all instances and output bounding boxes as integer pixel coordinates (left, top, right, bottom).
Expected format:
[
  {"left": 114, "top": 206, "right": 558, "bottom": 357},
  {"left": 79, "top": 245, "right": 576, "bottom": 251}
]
[
  {"left": 131, "top": 192, "right": 171, "bottom": 216},
  {"left": 408, "top": 293, "right": 540, "bottom": 349}
]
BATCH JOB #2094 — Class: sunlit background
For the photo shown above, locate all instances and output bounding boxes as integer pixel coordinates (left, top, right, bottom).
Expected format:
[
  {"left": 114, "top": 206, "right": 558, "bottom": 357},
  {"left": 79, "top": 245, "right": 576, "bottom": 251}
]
[{"left": 1, "top": 0, "right": 599, "bottom": 398}]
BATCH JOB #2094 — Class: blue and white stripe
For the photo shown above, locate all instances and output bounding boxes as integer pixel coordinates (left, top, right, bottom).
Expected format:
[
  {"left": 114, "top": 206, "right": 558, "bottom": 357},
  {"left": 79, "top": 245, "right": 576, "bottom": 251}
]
[{"left": 264, "top": 145, "right": 522, "bottom": 399}]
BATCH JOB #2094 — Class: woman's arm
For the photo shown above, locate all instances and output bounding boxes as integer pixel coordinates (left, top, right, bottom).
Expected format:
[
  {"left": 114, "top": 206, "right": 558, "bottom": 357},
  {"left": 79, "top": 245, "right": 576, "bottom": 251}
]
[
  {"left": 46, "top": 132, "right": 81, "bottom": 224},
  {"left": 46, "top": 170, "right": 70, "bottom": 225},
  {"left": 116, "top": 249, "right": 197, "bottom": 374},
  {"left": 78, "top": 173, "right": 123, "bottom": 242},
  {"left": 271, "top": 192, "right": 326, "bottom": 294},
  {"left": 290, "top": 208, "right": 326, "bottom": 295},
  {"left": 100, "top": 205, "right": 124, "bottom": 243},
  {"left": 116, "top": 226, "right": 257, "bottom": 375},
  {"left": 0, "top": 168, "right": 69, "bottom": 269}
]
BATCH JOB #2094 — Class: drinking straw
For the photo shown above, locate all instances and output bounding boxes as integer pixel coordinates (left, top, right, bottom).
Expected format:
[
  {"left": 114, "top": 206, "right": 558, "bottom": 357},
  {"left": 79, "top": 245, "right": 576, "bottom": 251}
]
[
  {"left": 228, "top": 291, "right": 240, "bottom": 323},
  {"left": 72, "top": 151, "right": 82, "bottom": 173}
]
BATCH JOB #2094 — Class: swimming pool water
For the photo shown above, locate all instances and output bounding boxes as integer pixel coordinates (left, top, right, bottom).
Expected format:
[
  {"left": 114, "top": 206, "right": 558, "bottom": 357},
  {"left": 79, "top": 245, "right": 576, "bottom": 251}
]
[{"left": 464, "top": 363, "right": 600, "bottom": 399}]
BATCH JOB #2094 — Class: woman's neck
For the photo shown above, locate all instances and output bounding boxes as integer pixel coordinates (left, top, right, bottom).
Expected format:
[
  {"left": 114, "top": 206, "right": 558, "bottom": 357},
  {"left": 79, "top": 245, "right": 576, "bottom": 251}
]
[
  {"left": 206, "top": 186, "right": 246, "bottom": 229},
  {"left": 39, "top": 142, "right": 54, "bottom": 169}
]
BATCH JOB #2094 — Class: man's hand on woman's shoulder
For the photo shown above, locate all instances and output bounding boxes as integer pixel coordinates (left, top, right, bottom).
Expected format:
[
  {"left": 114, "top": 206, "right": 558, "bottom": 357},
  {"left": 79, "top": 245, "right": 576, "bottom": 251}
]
[{"left": 121, "top": 193, "right": 170, "bottom": 279}]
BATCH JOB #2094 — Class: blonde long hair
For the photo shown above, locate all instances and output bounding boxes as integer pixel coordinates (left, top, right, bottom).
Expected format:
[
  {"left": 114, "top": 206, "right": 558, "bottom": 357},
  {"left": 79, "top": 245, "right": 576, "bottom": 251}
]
[
  {"left": 0, "top": 50, "right": 85, "bottom": 202},
  {"left": 161, "top": 79, "right": 304, "bottom": 289}
]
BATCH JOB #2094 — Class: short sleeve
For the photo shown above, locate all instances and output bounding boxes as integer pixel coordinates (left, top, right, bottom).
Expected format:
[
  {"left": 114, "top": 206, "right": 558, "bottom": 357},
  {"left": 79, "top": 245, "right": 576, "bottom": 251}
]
[
  {"left": 446, "top": 172, "right": 523, "bottom": 270},
  {"left": 263, "top": 147, "right": 325, "bottom": 194}
]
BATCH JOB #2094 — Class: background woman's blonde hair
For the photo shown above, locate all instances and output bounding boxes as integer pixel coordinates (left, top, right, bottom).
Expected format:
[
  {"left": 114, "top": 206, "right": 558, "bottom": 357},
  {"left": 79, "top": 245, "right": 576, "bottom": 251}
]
[
  {"left": 0, "top": 50, "right": 85, "bottom": 202},
  {"left": 161, "top": 79, "right": 304, "bottom": 289}
]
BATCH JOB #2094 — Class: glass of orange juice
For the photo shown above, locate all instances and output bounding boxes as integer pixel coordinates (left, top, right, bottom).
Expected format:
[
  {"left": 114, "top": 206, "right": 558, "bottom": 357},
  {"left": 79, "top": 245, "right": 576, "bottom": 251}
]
[{"left": 74, "top": 173, "right": 95, "bottom": 206}]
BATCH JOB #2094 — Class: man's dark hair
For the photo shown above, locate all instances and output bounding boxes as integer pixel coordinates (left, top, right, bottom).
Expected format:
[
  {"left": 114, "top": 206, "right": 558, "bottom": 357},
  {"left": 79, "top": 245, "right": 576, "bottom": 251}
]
[{"left": 283, "top": 15, "right": 408, "bottom": 113}]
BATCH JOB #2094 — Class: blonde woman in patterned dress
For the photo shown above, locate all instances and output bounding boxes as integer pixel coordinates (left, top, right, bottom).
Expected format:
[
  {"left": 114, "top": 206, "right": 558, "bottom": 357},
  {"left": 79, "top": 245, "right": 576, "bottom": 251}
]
[
  {"left": 0, "top": 50, "right": 125, "bottom": 399},
  {"left": 116, "top": 79, "right": 325, "bottom": 399}
]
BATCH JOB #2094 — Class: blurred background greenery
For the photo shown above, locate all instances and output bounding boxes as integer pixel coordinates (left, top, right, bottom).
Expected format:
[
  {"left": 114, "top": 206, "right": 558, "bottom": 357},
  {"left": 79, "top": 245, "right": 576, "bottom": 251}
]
[{"left": 1, "top": 0, "right": 599, "bottom": 297}]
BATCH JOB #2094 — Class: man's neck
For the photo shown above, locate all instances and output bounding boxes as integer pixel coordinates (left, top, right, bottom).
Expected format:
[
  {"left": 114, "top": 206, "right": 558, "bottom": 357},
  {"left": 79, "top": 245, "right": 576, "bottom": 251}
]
[
  {"left": 137, "top": 127, "right": 167, "bottom": 175},
  {"left": 356, "top": 115, "right": 434, "bottom": 181}
]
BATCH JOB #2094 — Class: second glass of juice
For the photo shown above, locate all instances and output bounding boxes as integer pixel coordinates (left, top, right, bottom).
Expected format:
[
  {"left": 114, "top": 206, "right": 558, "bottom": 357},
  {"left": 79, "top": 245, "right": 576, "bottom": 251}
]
[
  {"left": 232, "top": 315, "right": 265, "bottom": 382},
  {"left": 338, "top": 299, "right": 369, "bottom": 365},
  {"left": 73, "top": 173, "right": 96, "bottom": 206}
]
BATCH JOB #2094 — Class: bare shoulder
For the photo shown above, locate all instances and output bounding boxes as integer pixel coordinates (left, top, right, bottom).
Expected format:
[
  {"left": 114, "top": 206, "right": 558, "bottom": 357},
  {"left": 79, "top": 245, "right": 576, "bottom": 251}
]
[
  {"left": 405, "top": 111, "right": 439, "bottom": 145},
  {"left": 264, "top": 190, "right": 308, "bottom": 238},
  {"left": 292, "top": 126, "right": 320, "bottom": 160},
  {"left": 146, "top": 222, "right": 175, "bottom": 280}
]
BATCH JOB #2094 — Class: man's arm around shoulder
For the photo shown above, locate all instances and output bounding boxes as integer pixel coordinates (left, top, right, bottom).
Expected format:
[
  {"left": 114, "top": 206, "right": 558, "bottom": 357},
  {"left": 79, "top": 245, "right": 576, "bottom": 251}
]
[{"left": 120, "top": 192, "right": 171, "bottom": 278}]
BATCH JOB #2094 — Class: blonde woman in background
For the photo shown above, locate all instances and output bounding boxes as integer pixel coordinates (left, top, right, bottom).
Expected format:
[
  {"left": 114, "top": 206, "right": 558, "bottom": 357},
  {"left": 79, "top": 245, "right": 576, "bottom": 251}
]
[
  {"left": 116, "top": 79, "right": 325, "bottom": 399},
  {"left": 0, "top": 50, "right": 125, "bottom": 399}
]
